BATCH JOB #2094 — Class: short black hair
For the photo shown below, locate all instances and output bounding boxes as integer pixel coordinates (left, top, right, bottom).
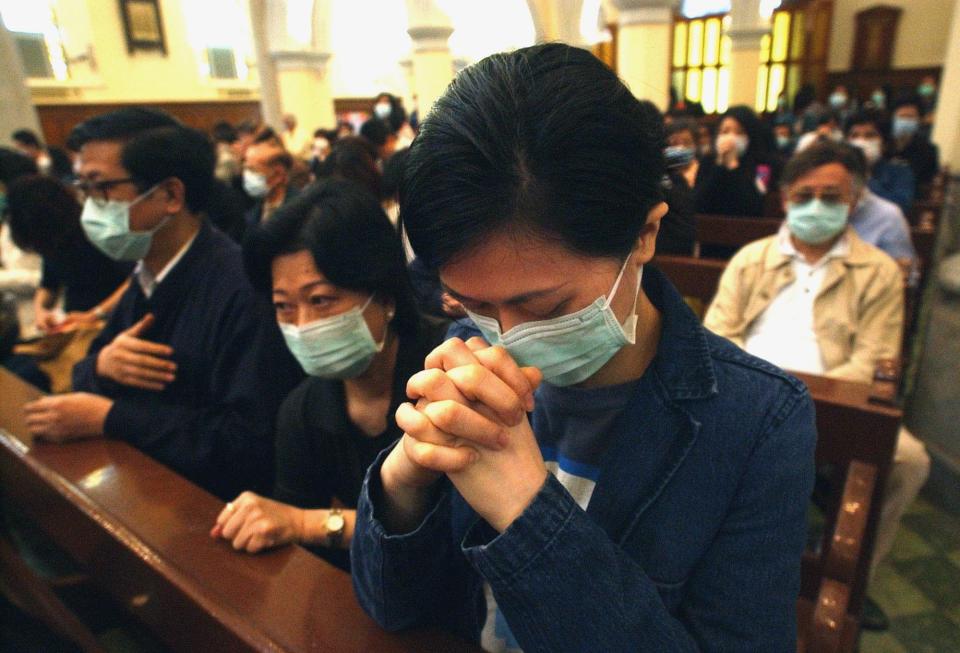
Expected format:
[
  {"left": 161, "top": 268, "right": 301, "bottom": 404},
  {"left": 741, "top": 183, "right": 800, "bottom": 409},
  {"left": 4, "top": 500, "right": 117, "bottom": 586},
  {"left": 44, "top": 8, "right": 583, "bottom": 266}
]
[
  {"left": 11, "top": 129, "right": 42, "bottom": 149},
  {"left": 401, "top": 43, "right": 665, "bottom": 269},
  {"left": 781, "top": 141, "right": 867, "bottom": 189},
  {"left": 360, "top": 119, "right": 394, "bottom": 148},
  {"left": 893, "top": 93, "right": 927, "bottom": 117},
  {"left": 121, "top": 126, "right": 216, "bottom": 214},
  {"left": 315, "top": 136, "right": 382, "bottom": 200},
  {"left": 844, "top": 108, "right": 889, "bottom": 140},
  {"left": 0, "top": 147, "right": 39, "bottom": 186},
  {"left": 212, "top": 121, "right": 237, "bottom": 144},
  {"left": 382, "top": 147, "right": 409, "bottom": 199},
  {"left": 243, "top": 178, "right": 419, "bottom": 338},
  {"left": 6, "top": 175, "right": 81, "bottom": 255},
  {"left": 67, "top": 107, "right": 180, "bottom": 150},
  {"left": 665, "top": 118, "right": 698, "bottom": 141}
]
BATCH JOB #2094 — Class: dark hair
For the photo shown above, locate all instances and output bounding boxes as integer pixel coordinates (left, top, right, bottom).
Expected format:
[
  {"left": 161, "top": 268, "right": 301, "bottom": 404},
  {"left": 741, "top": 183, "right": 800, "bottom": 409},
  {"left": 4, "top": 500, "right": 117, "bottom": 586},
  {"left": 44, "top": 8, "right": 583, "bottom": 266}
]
[
  {"left": 6, "top": 175, "right": 81, "bottom": 255},
  {"left": 382, "top": 147, "right": 409, "bottom": 199},
  {"left": 720, "top": 105, "right": 775, "bottom": 161},
  {"left": 121, "top": 126, "right": 215, "bottom": 214},
  {"left": 893, "top": 93, "right": 926, "bottom": 117},
  {"left": 67, "top": 108, "right": 180, "bottom": 150},
  {"left": 373, "top": 93, "right": 407, "bottom": 133},
  {"left": 665, "top": 118, "right": 698, "bottom": 141},
  {"left": 212, "top": 121, "right": 238, "bottom": 144},
  {"left": 360, "top": 119, "right": 393, "bottom": 148},
  {"left": 236, "top": 120, "right": 259, "bottom": 136},
  {"left": 401, "top": 43, "right": 665, "bottom": 269},
  {"left": 316, "top": 136, "right": 382, "bottom": 200},
  {"left": 243, "top": 178, "right": 419, "bottom": 338},
  {"left": 0, "top": 147, "right": 38, "bottom": 186},
  {"left": 254, "top": 126, "right": 282, "bottom": 146},
  {"left": 844, "top": 108, "right": 890, "bottom": 140},
  {"left": 12, "top": 129, "right": 42, "bottom": 149},
  {"left": 781, "top": 141, "right": 867, "bottom": 189}
]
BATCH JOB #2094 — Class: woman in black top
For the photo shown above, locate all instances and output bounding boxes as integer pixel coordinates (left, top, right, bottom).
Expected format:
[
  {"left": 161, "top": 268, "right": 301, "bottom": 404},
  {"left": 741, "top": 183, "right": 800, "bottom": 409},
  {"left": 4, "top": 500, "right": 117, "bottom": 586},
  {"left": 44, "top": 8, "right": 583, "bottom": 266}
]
[
  {"left": 210, "top": 179, "right": 445, "bottom": 570},
  {"left": 694, "top": 105, "right": 780, "bottom": 218},
  {"left": 6, "top": 175, "right": 132, "bottom": 332}
]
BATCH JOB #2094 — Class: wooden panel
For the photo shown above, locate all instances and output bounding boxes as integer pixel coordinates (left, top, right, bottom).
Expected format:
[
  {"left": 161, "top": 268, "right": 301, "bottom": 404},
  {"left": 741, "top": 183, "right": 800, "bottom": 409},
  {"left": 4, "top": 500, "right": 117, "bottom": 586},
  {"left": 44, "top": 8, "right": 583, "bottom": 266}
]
[
  {"left": 852, "top": 5, "right": 901, "bottom": 72},
  {"left": 0, "top": 369, "right": 481, "bottom": 652},
  {"left": 825, "top": 67, "right": 941, "bottom": 104},
  {"left": 695, "top": 214, "right": 781, "bottom": 252},
  {"left": 35, "top": 101, "right": 262, "bottom": 148}
]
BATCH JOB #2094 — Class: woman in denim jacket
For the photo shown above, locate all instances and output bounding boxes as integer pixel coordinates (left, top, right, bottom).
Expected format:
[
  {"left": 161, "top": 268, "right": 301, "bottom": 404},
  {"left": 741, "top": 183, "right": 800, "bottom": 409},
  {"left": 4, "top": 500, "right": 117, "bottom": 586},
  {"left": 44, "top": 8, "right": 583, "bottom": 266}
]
[{"left": 351, "top": 43, "right": 816, "bottom": 652}]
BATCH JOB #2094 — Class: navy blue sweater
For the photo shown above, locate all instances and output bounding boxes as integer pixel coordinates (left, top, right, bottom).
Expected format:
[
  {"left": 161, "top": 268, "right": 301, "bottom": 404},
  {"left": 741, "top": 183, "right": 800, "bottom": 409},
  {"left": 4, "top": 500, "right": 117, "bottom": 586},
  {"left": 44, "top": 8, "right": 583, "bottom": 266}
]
[{"left": 73, "top": 222, "right": 303, "bottom": 499}]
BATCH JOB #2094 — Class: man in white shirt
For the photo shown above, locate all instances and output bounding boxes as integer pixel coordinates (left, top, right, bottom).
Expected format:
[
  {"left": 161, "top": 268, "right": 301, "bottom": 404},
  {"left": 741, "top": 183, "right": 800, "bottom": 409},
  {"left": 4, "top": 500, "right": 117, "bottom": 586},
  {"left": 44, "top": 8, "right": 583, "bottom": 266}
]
[{"left": 705, "top": 141, "right": 929, "bottom": 631}]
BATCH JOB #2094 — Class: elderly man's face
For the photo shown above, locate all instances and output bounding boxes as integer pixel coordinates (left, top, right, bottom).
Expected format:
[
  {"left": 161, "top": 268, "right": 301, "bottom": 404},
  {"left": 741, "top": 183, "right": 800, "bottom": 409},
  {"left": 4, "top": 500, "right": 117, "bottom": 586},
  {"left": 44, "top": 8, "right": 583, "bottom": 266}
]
[{"left": 783, "top": 162, "right": 859, "bottom": 214}]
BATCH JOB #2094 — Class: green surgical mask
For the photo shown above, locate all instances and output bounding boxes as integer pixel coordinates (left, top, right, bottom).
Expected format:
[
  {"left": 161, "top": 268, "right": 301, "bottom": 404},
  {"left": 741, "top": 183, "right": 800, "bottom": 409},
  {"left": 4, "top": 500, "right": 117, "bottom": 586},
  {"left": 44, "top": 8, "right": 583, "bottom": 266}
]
[
  {"left": 786, "top": 199, "right": 848, "bottom": 245},
  {"left": 279, "top": 296, "right": 385, "bottom": 379},
  {"left": 466, "top": 257, "right": 641, "bottom": 387}
]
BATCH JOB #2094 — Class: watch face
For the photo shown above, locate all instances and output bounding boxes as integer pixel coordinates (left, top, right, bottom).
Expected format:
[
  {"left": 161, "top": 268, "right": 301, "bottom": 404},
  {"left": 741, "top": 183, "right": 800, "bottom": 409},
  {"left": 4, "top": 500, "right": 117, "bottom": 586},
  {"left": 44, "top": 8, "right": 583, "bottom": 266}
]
[{"left": 327, "top": 514, "right": 345, "bottom": 532}]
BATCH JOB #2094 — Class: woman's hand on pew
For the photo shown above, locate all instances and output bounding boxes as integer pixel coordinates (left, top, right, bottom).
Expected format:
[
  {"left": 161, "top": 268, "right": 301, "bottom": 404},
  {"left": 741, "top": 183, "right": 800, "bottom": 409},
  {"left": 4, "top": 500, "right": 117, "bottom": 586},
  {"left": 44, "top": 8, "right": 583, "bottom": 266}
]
[
  {"left": 95, "top": 314, "right": 177, "bottom": 392},
  {"left": 211, "top": 491, "right": 306, "bottom": 553},
  {"left": 23, "top": 392, "right": 113, "bottom": 442}
]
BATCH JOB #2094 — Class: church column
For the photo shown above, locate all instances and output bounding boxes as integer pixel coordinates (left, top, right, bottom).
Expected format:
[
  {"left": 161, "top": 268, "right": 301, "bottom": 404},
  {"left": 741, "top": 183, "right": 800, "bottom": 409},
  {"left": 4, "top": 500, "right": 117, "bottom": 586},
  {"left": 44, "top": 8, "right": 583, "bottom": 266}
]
[
  {"left": 931, "top": 0, "right": 960, "bottom": 169},
  {"left": 0, "top": 16, "right": 41, "bottom": 146},
  {"left": 261, "top": 0, "right": 336, "bottom": 133},
  {"left": 406, "top": 0, "right": 454, "bottom": 118},
  {"left": 525, "top": 0, "right": 588, "bottom": 46},
  {"left": 610, "top": 0, "right": 676, "bottom": 111},
  {"left": 726, "top": 0, "right": 769, "bottom": 110}
]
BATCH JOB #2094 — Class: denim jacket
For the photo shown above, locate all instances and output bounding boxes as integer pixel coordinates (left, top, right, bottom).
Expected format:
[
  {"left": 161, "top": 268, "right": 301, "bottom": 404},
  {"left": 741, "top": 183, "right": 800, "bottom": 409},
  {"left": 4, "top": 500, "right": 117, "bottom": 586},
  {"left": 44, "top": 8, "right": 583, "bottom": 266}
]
[{"left": 351, "top": 266, "right": 816, "bottom": 652}]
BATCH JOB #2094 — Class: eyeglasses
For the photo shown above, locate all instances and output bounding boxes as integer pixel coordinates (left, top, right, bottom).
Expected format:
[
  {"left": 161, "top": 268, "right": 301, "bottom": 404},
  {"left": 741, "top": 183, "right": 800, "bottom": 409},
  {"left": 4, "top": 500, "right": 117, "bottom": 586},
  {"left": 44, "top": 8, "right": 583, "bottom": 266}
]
[
  {"left": 787, "top": 190, "right": 847, "bottom": 206},
  {"left": 73, "top": 178, "right": 137, "bottom": 207}
]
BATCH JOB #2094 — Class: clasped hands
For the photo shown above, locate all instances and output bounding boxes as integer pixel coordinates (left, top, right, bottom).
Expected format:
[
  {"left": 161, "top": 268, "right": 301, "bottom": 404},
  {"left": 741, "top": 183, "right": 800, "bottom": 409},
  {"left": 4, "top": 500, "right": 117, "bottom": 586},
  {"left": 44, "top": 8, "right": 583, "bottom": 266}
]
[{"left": 386, "top": 337, "right": 548, "bottom": 533}]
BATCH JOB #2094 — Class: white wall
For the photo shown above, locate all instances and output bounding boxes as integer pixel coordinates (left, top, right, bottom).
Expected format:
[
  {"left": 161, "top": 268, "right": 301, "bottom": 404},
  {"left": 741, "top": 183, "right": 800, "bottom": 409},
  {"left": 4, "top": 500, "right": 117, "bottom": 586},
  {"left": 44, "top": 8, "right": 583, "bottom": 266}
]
[{"left": 829, "top": 0, "right": 954, "bottom": 71}]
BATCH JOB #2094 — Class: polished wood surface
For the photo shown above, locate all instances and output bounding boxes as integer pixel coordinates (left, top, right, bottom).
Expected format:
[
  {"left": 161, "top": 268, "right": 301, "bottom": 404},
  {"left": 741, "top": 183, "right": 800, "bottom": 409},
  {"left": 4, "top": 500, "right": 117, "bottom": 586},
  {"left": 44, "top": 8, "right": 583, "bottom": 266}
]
[
  {"left": 36, "top": 102, "right": 262, "bottom": 148},
  {"left": 0, "top": 369, "right": 480, "bottom": 652}
]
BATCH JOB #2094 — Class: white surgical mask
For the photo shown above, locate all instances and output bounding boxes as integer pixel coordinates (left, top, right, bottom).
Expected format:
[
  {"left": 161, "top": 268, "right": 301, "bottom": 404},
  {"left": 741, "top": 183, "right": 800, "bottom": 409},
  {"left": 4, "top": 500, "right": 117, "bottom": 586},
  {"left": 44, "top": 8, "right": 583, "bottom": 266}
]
[
  {"left": 374, "top": 103, "right": 392, "bottom": 120},
  {"left": 466, "top": 257, "right": 642, "bottom": 387},
  {"left": 243, "top": 169, "right": 270, "bottom": 198},
  {"left": 849, "top": 137, "right": 882, "bottom": 165}
]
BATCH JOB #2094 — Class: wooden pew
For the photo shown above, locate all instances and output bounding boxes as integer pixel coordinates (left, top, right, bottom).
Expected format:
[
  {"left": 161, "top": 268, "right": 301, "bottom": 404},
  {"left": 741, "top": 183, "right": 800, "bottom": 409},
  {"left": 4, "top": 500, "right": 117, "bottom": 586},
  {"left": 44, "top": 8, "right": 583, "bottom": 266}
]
[
  {"left": 694, "top": 214, "right": 779, "bottom": 256},
  {"left": 0, "top": 369, "right": 481, "bottom": 653},
  {"left": 794, "top": 373, "right": 901, "bottom": 652}
]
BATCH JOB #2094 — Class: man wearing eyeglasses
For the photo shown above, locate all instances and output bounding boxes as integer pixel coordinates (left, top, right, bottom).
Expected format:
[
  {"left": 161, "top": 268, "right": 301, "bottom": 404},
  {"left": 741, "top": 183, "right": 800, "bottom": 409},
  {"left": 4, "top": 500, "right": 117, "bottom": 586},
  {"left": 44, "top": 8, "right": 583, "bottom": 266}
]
[
  {"left": 23, "top": 108, "right": 302, "bottom": 501},
  {"left": 704, "top": 140, "right": 928, "bottom": 632}
]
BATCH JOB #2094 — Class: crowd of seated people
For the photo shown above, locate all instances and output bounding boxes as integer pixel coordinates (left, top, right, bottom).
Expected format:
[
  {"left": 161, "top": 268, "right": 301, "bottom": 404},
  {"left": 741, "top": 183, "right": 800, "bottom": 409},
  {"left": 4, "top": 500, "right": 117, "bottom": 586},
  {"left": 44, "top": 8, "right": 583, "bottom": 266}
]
[{"left": 0, "top": 47, "right": 946, "bottom": 649}]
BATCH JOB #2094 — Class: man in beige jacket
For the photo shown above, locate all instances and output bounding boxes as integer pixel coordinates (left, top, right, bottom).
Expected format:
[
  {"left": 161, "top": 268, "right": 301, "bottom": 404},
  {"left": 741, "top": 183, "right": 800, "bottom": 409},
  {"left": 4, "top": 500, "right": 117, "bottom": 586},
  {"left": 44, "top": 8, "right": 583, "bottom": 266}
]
[{"left": 704, "top": 141, "right": 928, "bottom": 631}]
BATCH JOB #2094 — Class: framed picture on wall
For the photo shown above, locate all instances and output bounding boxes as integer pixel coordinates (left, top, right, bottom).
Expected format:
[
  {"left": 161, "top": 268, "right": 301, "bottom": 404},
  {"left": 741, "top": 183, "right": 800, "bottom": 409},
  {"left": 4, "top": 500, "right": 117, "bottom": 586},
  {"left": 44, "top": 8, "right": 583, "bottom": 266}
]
[{"left": 119, "top": 0, "right": 167, "bottom": 55}]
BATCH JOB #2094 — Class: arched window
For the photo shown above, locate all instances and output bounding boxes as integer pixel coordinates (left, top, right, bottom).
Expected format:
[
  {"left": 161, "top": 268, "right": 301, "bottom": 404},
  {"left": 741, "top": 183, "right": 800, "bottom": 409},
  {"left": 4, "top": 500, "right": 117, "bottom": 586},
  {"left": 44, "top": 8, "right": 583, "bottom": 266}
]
[
  {"left": 672, "top": 13, "right": 731, "bottom": 114},
  {"left": 0, "top": 1, "right": 69, "bottom": 80}
]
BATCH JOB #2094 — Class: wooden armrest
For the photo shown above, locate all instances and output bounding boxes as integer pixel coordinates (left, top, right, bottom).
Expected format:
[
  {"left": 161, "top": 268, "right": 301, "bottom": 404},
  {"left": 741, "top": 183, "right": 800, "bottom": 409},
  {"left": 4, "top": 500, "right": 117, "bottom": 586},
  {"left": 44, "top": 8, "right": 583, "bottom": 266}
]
[
  {"left": 822, "top": 460, "right": 876, "bottom": 585},
  {"left": 869, "top": 359, "right": 901, "bottom": 406},
  {"left": 808, "top": 578, "right": 851, "bottom": 653}
]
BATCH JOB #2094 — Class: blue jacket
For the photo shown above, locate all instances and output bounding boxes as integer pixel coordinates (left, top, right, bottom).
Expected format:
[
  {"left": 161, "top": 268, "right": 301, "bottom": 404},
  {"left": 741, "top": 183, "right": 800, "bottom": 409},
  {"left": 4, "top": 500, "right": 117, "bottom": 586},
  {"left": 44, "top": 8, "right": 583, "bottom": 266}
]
[
  {"left": 351, "top": 266, "right": 816, "bottom": 652},
  {"left": 868, "top": 158, "right": 915, "bottom": 215}
]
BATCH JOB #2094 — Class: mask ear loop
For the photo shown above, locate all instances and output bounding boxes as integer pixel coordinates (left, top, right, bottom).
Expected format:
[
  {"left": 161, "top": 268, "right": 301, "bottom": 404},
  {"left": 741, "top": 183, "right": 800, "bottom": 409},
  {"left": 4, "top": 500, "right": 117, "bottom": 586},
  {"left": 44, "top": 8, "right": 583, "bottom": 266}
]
[
  {"left": 359, "top": 294, "right": 392, "bottom": 352},
  {"left": 603, "top": 252, "right": 642, "bottom": 344}
]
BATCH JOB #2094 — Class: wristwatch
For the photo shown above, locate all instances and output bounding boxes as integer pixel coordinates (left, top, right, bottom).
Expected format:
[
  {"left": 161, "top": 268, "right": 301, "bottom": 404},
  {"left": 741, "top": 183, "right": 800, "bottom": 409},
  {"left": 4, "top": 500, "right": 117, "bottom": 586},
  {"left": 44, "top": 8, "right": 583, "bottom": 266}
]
[{"left": 325, "top": 508, "right": 345, "bottom": 547}]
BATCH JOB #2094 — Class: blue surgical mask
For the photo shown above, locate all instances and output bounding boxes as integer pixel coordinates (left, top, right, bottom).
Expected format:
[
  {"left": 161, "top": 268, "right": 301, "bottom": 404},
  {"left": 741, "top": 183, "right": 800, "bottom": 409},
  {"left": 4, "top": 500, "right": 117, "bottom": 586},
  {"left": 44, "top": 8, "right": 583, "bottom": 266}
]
[
  {"left": 466, "top": 257, "right": 641, "bottom": 387},
  {"left": 871, "top": 91, "right": 886, "bottom": 108},
  {"left": 243, "top": 169, "right": 270, "bottom": 198},
  {"left": 776, "top": 135, "right": 791, "bottom": 149},
  {"left": 664, "top": 145, "right": 695, "bottom": 169},
  {"left": 80, "top": 187, "right": 167, "bottom": 261},
  {"left": 786, "top": 199, "right": 849, "bottom": 245},
  {"left": 0, "top": 192, "right": 6, "bottom": 219},
  {"left": 918, "top": 83, "right": 935, "bottom": 98},
  {"left": 892, "top": 117, "right": 919, "bottom": 139},
  {"left": 829, "top": 92, "right": 847, "bottom": 109},
  {"left": 280, "top": 296, "right": 386, "bottom": 379}
]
